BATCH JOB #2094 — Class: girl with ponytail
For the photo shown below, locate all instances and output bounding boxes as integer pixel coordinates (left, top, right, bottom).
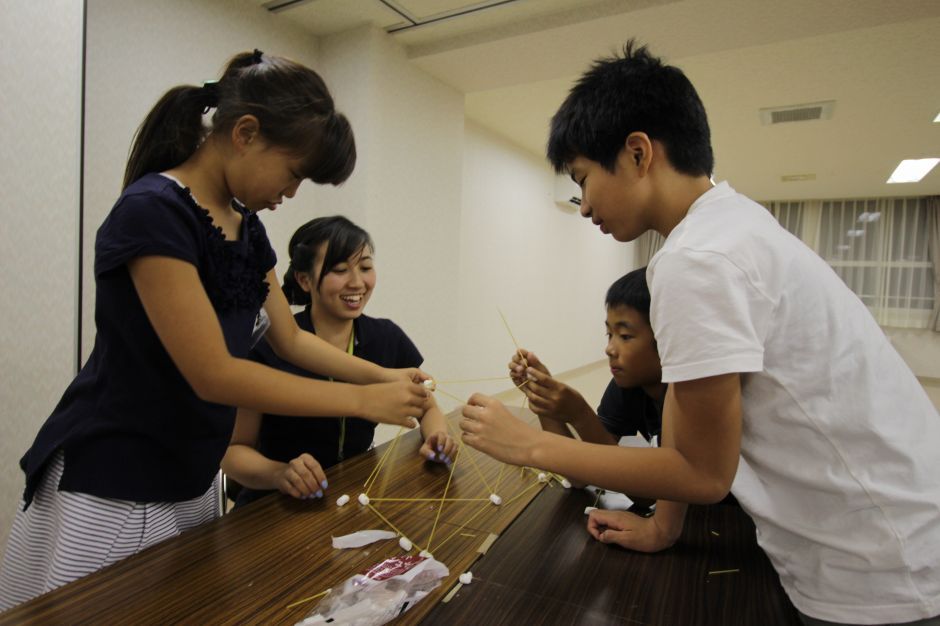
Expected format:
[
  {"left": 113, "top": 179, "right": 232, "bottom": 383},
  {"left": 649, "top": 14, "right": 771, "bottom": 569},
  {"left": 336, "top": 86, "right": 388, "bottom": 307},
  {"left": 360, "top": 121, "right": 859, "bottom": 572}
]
[
  {"left": 0, "top": 50, "right": 430, "bottom": 609},
  {"left": 222, "top": 216, "right": 457, "bottom": 507}
]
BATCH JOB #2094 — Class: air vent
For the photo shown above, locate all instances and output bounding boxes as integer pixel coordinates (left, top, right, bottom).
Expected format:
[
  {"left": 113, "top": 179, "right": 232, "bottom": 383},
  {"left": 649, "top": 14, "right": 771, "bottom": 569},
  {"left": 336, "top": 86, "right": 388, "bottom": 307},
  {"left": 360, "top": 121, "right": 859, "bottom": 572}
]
[
  {"left": 781, "top": 173, "right": 816, "bottom": 182},
  {"left": 760, "top": 101, "right": 835, "bottom": 125}
]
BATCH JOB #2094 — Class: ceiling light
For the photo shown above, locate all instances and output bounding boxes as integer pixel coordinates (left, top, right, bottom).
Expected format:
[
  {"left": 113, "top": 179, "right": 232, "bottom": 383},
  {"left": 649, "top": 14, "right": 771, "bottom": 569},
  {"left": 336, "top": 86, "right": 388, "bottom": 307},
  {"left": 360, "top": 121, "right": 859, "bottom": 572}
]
[
  {"left": 857, "top": 212, "right": 881, "bottom": 223},
  {"left": 887, "top": 158, "right": 939, "bottom": 183},
  {"left": 846, "top": 229, "right": 866, "bottom": 238},
  {"left": 934, "top": 111, "right": 940, "bottom": 123}
]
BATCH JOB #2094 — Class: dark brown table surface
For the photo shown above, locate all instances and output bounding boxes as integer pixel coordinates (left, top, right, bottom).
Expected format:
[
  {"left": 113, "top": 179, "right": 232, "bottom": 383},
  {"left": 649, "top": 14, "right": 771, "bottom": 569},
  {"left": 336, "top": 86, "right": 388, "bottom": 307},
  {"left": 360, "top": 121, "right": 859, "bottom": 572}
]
[
  {"left": 424, "top": 489, "right": 801, "bottom": 625},
  {"left": 0, "top": 407, "right": 800, "bottom": 625}
]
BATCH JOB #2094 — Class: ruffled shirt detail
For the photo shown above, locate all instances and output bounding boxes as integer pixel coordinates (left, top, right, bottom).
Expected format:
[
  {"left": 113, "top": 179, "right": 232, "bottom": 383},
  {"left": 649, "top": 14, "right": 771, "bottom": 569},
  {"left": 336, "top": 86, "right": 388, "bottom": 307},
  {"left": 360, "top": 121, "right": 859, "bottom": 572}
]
[{"left": 170, "top": 184, "right": 271, "bottom": 315}]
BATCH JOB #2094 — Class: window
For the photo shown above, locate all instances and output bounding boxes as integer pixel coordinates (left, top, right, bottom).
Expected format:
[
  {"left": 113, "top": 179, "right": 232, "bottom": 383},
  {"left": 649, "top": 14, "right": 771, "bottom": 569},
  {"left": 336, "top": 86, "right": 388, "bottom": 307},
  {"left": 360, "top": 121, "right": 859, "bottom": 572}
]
[
  {"left": 767, "top": 200, "right": 804, "bottom": 238},
  {"left": 764, "top": 197, "right": 935, "bottom": 329}
]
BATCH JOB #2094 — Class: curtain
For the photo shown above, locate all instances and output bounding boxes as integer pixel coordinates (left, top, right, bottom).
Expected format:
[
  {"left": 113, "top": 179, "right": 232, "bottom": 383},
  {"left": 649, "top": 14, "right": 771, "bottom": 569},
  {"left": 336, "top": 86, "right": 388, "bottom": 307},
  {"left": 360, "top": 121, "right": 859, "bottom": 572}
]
[
  {"left": 764, "top": 200, "right": 805, "bottom": 238},
  {"left": 816, "top": 197, "right": 934, "bottom": 329},
  {"left": 928, "top": 196, "right": 940, "bottom": 332},
  {"left": 635, "top": 230, "right": 665, "bottom": 266}
]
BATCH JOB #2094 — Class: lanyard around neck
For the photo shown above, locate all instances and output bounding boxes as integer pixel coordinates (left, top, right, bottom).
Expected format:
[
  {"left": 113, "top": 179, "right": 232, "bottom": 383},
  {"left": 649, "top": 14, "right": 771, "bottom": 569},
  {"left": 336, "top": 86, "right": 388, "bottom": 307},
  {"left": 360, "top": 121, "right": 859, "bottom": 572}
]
[{"left": 335, "top": 326, "right": 355, "bottom": 461}]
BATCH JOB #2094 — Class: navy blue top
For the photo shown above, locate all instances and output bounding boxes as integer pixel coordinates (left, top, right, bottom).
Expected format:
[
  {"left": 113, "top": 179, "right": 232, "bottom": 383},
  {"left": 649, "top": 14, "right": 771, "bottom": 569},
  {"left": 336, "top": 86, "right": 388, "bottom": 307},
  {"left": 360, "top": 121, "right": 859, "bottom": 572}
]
[
  {"left": 596, "top": 379, "right": 664, "bottom": 443},
  {"left": 234, "top": 308, "right": 422, "bottom": 508},
  {"left": 19, "top": 173, "right": 276, "bottom": 506}
]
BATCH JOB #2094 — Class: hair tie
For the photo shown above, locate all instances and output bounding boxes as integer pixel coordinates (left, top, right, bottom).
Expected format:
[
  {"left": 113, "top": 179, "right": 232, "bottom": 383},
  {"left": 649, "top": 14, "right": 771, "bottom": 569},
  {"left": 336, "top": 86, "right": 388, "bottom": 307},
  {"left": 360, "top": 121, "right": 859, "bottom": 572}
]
[
  {"left": 252, "top": 49, "right": 264, "bottom": 64},
  {"left": 200, "top": 80, "right": 219, "bottom": 113}
]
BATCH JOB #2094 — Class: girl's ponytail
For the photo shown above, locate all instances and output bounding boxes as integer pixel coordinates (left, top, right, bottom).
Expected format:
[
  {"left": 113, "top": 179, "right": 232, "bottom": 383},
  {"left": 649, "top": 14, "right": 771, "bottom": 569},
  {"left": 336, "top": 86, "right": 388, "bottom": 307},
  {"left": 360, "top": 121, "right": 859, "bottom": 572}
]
[
  {"left": 281, "top": 247, "right": 313, "bottom": 306},
  {"left": 122, "top": 49, "right": 355, "bottom": 191},
  {"left": 122, "top": 85, "right": 207, "bottom": 189}
]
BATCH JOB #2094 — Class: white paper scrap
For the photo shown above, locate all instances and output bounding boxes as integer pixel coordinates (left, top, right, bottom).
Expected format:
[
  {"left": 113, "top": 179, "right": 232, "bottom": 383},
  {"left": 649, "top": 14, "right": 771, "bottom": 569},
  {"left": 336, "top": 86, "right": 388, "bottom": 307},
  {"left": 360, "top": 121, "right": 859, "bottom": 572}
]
[
  {"left": 584, "top": 485, "right": 634, "bottom": 511},
  {"left": 331, "top": 530, "right": 396, "bottom": 549}
]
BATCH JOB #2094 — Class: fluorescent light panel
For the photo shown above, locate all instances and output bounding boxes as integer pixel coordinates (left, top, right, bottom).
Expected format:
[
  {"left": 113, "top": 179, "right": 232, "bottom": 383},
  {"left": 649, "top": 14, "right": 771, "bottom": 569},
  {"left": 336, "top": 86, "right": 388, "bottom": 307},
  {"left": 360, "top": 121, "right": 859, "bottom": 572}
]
[{"left": 887, "top": 158, "right": 939, "bottom": 184}]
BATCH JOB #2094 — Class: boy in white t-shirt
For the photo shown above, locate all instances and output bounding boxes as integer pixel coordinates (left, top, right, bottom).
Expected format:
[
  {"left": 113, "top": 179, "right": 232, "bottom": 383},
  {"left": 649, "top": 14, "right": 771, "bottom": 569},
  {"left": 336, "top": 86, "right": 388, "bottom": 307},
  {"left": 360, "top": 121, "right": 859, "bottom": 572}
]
[{"left": 457, "top": 40, "right": 940, "bottom": 626}]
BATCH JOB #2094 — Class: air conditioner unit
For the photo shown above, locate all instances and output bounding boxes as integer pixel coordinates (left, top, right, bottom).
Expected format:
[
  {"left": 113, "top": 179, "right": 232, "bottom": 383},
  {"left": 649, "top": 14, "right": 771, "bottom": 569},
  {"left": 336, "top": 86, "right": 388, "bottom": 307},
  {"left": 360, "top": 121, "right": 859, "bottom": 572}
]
[{"left": 554, "top": 174, "right": 581, "bottom": 209}]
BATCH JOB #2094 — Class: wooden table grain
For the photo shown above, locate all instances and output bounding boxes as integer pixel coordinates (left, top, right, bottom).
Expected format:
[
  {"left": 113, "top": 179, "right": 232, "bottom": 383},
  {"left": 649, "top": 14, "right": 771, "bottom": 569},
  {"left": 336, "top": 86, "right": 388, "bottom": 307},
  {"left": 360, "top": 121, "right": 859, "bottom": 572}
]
[
  {"left": 423, "top": 486, "right": 801, "bottom": 625},
  {"left": 0, "top": 406, "right": 799, "bottom": 625},
  {"left": 0, "top": 408, "right": 549, "bottom": 625}
]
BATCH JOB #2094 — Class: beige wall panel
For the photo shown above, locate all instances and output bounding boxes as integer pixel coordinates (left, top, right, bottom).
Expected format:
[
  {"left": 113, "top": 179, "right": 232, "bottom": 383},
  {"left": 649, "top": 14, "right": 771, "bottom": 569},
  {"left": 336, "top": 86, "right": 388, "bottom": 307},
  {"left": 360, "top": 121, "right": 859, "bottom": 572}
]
[{"left": 0, "top": 1, "right": 84, "bottom": 546}]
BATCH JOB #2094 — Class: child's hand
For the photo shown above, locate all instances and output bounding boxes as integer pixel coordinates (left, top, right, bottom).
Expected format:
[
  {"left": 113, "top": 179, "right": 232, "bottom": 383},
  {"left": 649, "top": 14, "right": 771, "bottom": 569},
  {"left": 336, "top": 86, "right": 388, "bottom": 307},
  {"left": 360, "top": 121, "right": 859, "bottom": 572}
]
[
  {"left": 381, "top": 367, "right": 432, "bottom": 386},
  {"left": 586, "top": 509, "right": 676, "bottom": 553},
  {"left": 508, "top": 349, "right": 550, "bottom": 387},
  {"left": 522, "top": 367, "right": 592, "bottom": 424},
  {"left": 460, "top": 393, "right": 543, "bottom": 466},
  {"left": 358, "top": 381, "right": 428, "bottom": 427},
  {"left": 274, "top": 453, "right": 329, "bottom": 500},
  {"left": 419, "top": 431, "right": 457, "bottom": 466}
]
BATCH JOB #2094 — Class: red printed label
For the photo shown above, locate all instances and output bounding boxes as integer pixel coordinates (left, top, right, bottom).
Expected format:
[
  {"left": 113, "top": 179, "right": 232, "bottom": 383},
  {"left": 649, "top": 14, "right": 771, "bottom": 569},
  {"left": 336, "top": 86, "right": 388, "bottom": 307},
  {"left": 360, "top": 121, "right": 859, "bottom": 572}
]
[{"left": 361, "top": 556, "right": 426, "bottom": 581}]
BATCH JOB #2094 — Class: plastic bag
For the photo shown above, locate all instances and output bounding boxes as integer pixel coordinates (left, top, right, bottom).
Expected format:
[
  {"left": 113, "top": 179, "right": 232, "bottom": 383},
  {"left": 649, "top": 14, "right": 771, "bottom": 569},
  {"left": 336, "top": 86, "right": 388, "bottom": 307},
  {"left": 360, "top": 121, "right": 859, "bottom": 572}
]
[{"left": 296, "top": 555, "right": 449, "bottom": 626}]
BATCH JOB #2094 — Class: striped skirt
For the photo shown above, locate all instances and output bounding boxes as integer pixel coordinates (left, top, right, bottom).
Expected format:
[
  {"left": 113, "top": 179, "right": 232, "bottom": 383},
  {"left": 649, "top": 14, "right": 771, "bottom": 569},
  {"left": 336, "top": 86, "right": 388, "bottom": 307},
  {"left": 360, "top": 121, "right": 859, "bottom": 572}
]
[{"left": 0, "top": 452, "right": 220, "bottom": 611}]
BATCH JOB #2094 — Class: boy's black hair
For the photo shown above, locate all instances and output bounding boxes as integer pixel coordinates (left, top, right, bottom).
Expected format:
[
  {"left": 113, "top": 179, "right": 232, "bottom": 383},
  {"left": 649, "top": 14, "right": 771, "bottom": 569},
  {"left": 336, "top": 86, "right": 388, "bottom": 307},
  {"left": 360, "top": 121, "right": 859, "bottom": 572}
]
[
  {"left": 547, "top": 40, "right": 713, "bottom": 177},
  {"left": 606, "top": 267, "right": 650, "bottom": 320}
]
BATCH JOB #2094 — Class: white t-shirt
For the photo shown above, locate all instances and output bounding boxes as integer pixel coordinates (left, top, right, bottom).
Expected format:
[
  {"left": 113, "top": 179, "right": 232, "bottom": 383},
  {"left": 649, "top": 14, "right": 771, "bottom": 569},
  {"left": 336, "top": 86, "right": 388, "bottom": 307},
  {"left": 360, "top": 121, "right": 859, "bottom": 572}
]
[{"left": 648, "top": 182, "right": 940, "bottom": 623}]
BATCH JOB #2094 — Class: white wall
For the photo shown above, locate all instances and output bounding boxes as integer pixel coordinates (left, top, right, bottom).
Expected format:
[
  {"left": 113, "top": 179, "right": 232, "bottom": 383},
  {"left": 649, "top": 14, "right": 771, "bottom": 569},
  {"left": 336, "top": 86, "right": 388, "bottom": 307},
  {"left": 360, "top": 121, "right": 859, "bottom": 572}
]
[
  {"left": 0, "top": 0, "right": 84, "bottom": 548},
  {"left": 454, "top": 121, "right": 633, "bottom": 403},
  {"left": 316, "top": 27, "right": 466, "bottom": 397}
]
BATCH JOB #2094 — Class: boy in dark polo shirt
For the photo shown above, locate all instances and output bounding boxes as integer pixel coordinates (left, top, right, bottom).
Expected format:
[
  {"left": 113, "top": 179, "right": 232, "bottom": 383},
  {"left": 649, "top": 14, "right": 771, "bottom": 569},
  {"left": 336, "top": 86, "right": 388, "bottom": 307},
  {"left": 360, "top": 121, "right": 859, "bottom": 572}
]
[{"left": 511, "top": 268, "right": 687, "bottom": 552}]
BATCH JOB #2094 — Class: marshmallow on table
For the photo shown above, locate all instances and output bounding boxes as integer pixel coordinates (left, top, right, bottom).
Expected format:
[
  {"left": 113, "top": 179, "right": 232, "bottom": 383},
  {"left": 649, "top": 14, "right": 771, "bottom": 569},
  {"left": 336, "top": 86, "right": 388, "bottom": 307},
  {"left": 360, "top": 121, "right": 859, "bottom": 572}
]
[
  {"left": 335, "top": 494, "right": 350, "bottom": 507},
  {"left": 459, "top": 572, "right": 473, "bottom": 585},
  {"left": 358, "top": 493, "right": 370, "bottom": 506},
  {"left": 489, "top": 494, "right": 502, "bottom": 506},
  {"left": 399, "top": 537, "right": 413, "bottom": 551}
]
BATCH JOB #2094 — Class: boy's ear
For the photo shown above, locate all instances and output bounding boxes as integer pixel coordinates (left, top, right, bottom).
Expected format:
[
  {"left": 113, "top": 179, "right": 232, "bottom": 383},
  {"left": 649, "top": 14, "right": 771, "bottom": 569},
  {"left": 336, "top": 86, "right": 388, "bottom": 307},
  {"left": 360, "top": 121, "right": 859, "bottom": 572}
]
[{"left": 624, "top": 132, "right": 653, "bottom": 173}]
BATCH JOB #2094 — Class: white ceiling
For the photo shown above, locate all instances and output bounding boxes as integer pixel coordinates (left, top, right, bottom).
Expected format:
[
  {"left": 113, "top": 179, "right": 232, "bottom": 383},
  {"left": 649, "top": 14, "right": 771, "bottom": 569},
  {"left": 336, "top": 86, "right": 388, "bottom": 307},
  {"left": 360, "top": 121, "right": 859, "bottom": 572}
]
[{"left": 259, "top": 0, "right": 940, "bottom": 200}]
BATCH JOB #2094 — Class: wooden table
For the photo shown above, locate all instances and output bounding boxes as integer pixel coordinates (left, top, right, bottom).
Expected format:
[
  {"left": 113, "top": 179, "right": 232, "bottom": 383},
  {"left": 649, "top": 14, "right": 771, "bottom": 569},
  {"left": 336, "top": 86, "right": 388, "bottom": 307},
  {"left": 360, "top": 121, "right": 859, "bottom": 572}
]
[
  {"left": 423, "top": 491, "right": 801, "bottom": 625},
  {"left": 0, "top": 408, "right": 799, "bottom": 625}
]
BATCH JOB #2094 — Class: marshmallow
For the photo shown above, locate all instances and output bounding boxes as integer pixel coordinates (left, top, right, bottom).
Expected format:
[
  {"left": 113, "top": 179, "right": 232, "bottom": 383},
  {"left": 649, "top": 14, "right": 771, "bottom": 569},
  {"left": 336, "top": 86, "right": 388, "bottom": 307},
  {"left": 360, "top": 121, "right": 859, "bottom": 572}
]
[
  {"left": 358, "top": 493, "right": 370, "bottom": 506},
  {"left": 419, "top": 549, "right": 433, "bottom": 558},
  {"left": 336, "top": 494, "right": 350, "bottom": 507},
  {"left": 537, "top": 472, "right": 548, "bottom": 483},
  {"left": 399, "top": 537, "right": 413, "bottom": 551},
  {"left": 422, "top": 378, "right": 437, "bottom": 392},
  {"left": 459, "top": 572, "right": 473, "bottom": 585},
  {"left": 489, "top": 494, "right": 502, "bottom": 506},
  {"left": 584, "top": 506, "right": 597, "bottom": 515},
  {"left": 560, "top": 478, "right": 572, "bottom": 489}
]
